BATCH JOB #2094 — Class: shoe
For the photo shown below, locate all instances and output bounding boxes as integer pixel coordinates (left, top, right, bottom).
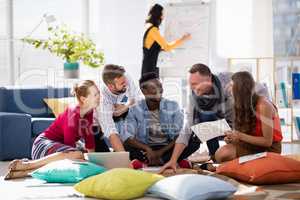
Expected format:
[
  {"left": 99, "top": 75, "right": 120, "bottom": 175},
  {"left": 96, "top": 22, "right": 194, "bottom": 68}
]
[
  {"left": 131, "top": 159, "right": 147, "bottom": 169},
  {"left": 178, "top": 159, "right": 192, "bottom": 169}
]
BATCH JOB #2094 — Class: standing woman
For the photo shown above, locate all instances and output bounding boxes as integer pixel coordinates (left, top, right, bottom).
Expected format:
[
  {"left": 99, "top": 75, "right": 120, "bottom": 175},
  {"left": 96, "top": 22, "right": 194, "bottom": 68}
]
[
  {"left": 214, "top": 72, "right": 283, "bottom": 163},
  {"left": 5, "top": 80, "right": 108, "bottom": 180},
  {"left": 142, "top": 3, "right": 191, "bottom": 77}
]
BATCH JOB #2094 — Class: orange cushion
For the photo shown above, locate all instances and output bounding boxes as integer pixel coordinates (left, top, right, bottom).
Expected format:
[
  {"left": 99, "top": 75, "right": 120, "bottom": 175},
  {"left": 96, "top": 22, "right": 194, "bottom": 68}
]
[{"left": 216, "top": 152, "right": 300, "bottom": 185}]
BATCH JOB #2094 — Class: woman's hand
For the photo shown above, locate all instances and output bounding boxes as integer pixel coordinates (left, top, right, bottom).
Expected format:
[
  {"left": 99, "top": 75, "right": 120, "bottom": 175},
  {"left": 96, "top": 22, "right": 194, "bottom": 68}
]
[
  {"left": 181, "top": 33, "right": 191, "bottom": 42},
  {"left": 224, "top": 130, "right": 240, "bottom": 144}
]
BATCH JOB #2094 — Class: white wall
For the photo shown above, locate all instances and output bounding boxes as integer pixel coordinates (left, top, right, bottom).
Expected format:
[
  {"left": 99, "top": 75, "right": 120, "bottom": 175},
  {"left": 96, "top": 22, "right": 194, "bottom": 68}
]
[
  {"left": 7, "top": 0, "right": 148, "bottom": 87},
  {"left": 211, "top": 0, "right": 274, "bottom": 73},
  {"left": 94, "top": 0, "right": 147, "bottom": 83},
  {"left": 252, "top": 0, "right": 274, "bottom": 57},
  {"left": 0, "top": 0, "right": 275, "bottom": 86}
]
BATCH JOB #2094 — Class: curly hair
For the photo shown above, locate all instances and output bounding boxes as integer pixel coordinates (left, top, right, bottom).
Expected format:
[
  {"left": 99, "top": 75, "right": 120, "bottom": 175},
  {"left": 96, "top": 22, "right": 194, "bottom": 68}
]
[{"left": 232, "top": 71, "right": 259, "bottom": 134}]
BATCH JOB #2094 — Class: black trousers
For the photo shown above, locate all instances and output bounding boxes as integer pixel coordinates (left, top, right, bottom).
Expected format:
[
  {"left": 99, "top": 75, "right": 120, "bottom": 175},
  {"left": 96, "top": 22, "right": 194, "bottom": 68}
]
[
  {"left": 206, "top": 137, "right": 220, "bottom": 156},
  {"left": 124, "top": 135, "right": 201, "bottom": 164}
]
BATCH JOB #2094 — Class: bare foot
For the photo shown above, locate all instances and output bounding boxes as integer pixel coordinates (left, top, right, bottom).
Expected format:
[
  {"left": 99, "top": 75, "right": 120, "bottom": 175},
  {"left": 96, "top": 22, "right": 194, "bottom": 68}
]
[
  {"left": 206, "top": 163, "right": 216, "bottom": 172},
  {"left": 8, "top": 159, "right": 31, "bottom": 171},
  {"left": 4, "top": 169, "right": 34, "bottom": 180},
  {"left": 199, "top": 163, "right": 216, "bottom": 172}
]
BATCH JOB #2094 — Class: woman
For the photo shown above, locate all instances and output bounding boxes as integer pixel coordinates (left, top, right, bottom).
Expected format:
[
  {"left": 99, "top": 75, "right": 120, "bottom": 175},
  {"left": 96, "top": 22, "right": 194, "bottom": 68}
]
[
  {"left": 142, "top": 3, "right": 191, "bottom": 77},
  {"left": 5, "top": 80, "right": 107, "bottom": 180},
  {"left": 215, "top": 71, "right": 283, "bottom": 163}
]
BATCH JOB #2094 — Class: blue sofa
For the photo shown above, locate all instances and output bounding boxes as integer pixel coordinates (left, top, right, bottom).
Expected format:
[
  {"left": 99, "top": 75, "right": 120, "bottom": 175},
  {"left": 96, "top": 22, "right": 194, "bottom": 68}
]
[{"left": 0, "top": 86, "right": 71, "bottom": 160}]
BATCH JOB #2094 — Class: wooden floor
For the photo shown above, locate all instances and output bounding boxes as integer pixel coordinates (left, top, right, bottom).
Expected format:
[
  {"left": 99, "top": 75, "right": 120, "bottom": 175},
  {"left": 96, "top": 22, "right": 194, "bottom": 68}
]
[
  {"left": 0, "top": 143, "right": 299, "bottom": 176},
  {"left": 0, "top": 143, "right": 299, "bottom": 200}
]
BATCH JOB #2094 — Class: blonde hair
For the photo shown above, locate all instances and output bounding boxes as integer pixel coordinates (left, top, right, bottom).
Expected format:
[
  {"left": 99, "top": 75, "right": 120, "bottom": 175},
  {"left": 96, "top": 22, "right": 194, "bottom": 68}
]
[{"left": 71, "top": 80, "right": 96, "bottom": 102}]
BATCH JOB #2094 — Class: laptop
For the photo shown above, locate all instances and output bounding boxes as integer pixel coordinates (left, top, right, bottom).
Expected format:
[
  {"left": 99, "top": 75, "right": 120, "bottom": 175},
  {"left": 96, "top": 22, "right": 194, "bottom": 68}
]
[{"left": 84, "top": 152, "right": 131, "bottom": 169}]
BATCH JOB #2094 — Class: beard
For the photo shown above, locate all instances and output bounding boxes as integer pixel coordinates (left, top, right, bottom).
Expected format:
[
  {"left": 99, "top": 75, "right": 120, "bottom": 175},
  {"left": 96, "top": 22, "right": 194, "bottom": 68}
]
[{"left": 114, "top": 87, "right": 127, "bottom": 95}]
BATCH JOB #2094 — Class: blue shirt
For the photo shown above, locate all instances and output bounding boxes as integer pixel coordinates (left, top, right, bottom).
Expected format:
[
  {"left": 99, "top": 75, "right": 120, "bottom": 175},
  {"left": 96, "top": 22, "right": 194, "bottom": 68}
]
[{"left": 122, "top": 98, "right": 183, "bottom": 144}]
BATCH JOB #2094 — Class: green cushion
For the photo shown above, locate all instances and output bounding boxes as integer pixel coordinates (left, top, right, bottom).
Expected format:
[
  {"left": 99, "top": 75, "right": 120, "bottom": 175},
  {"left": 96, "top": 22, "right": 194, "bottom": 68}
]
[{"left": 31, "top": 159, "right": 106, "bottom": 183}]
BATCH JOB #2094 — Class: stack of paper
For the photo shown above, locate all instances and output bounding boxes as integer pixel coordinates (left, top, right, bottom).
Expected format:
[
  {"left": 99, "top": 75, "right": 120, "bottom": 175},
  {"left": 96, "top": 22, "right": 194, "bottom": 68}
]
[{"left": 238, "top": 152, "right": 267, "bottom": 164}]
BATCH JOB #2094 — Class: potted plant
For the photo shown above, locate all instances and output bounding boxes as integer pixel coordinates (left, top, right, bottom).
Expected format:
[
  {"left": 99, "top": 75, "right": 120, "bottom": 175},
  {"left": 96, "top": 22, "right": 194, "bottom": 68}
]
[{"left": 22, "top": 25, "right": 104, "bottom": 78}]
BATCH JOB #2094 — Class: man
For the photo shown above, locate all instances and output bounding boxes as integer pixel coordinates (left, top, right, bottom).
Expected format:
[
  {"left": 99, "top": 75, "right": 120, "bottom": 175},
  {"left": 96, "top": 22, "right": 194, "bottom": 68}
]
[
  {"left": 160, "top": 63, "right": 228, "bottom": 171},
  {"left": 122, "top": 72, "right": 200, "bottom": 167},
  {"left": 97, "top": 64, "right": 140, "bottom": 151}
]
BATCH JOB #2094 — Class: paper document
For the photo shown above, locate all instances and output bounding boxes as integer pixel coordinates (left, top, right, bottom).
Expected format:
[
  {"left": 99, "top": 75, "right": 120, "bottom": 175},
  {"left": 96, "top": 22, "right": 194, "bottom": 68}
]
[
  {"left": 239, "top": 152, "right": 267, "bottom": 164},
  {"left": 142, "top": 167, "right": 161, "bottom": 173},
  {"left": 190, "top": 119, "right": 231, "bottom": 142}
]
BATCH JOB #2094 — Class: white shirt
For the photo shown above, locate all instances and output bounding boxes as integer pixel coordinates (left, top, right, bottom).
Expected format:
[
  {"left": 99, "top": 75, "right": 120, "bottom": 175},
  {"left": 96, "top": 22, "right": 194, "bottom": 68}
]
[{"left": 96, "top": 74, "right": 141, "bottom": 137}]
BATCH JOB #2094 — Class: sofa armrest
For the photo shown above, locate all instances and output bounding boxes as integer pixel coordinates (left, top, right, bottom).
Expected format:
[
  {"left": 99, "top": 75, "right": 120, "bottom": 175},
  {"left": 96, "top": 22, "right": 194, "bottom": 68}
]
[
  {"left": 31, "top": 117, "right": 55, "bottom": 137},
  {"left": 0, "top": 112, "right": 32, "bottom": 160}
]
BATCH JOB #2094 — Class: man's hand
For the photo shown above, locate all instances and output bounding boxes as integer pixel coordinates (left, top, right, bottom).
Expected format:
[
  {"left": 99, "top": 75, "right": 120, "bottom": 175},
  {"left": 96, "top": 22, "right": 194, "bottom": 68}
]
[
  {"left": 113, "top": 99, "right": 135, "bottom": 117},
  {"left": 145, "top": 148, "right": 157, "bottom": 165},
  {"left": 109, "top": 134, "right": 125, "bottom": 152},
  {"left": 145, "top": 148, "right": 162, "bottom": 166},
  {"left": 154, "top": 149, "right": 165, "bottom": 159},
  {"left": 126, "top": 99, "right": 135, "bottom": 107},
  {"left": 113, "top": 104, "right": 128, "bottom": 117},
  {"left": 158, "top": 160, "right": 177, "bottom": 174}
]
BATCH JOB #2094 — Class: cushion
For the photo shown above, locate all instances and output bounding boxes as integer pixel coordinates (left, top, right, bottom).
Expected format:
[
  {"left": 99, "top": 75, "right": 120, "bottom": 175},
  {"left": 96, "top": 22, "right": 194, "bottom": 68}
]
[
  {"left": 285, "top": 154, "right": 300, "bottom": 161},
  {"left": 31, "top": 159, "right": 106, "bottom": 183},
  {"left": 43, "top": 97, "right": 76, "bottom": 117},
  {"left": 74, "top": 168, "right": 164, "bottom": 200},
  {"left": 31, "top": 118, "right": 55, "bottom": 136},
  {"left": 216, "top": 152, "right": 300, "bottom": 184},
  {"left": 146, "top": 174, "right": 236, "bottom": 200}
]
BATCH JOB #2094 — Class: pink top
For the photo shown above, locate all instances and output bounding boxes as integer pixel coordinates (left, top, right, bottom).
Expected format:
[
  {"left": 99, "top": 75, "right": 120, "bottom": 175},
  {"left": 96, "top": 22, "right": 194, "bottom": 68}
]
[{"left": 44, "top": 105, "right": 95, "bottom": 149}]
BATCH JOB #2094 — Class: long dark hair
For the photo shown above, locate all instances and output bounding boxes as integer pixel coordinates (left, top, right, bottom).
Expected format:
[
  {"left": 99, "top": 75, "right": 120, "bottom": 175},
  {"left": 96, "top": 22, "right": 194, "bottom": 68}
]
[
  {"left": 146, "top": 4, "right": 163, "bottom": 27},
  {"left": 232, "top": 71, "right": 260, "bottom": 134}
]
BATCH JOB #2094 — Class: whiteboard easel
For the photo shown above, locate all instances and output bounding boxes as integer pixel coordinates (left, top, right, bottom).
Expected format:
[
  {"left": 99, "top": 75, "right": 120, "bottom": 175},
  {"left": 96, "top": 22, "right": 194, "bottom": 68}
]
[
  {"left": 159, "top": 1, "right": 211, "bottom": 78},
  {"left": 159, "top": 1, "right": 211, "bottom": 108}
]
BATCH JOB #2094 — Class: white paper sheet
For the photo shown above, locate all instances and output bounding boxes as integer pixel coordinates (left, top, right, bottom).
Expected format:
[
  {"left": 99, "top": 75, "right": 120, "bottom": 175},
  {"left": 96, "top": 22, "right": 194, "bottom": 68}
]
[
  {"left": 238, "top": 152, "right": 267, "bottom": 164},
  {"left": 142, "top": 167, "right": 161, "bottom": 173},
  {"left": 190, "top": 119, "right": 231, "bottom": 142}
]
